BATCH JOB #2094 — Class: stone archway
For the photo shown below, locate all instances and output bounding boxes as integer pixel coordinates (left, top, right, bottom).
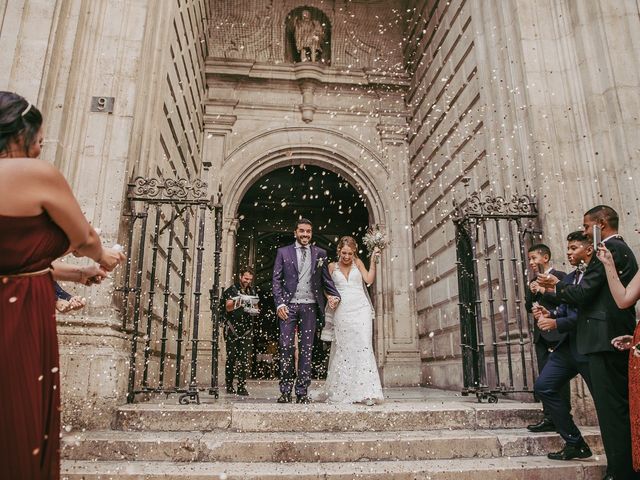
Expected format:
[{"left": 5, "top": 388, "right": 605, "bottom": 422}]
[
  {"left": 222, "top": 145, "right": 387, "bottom": 363},
  {"left": 213, "top": 127, "right": 420, "bottom": 386},
  {"left": 233, "top": 164, "right": 371, "bottom": 380}
]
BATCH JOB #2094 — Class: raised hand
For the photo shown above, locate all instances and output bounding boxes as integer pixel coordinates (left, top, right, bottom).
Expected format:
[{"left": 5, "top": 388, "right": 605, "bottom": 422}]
[
  {"left": 529, "top": 280, "right": 545, "bottom": 294},
  {"left": 98, "top": 246, "right": 126, "bottom": 271},
  {"left": 537, "top": 316, "right": 557, "bottom": 332},
  {"left": 596, "top": 243, "right": 614, "bottom": 268},
  {"left": 532, "top": 304, "right": 550, "bottom": 320},
  {"left": 81, "top": 263, "right": 108, "bottom": 285},
  {"left": 536, "top": 273, "right": 559, "bottom": 289},
  {"left": 611, "top": 334, "right": 634, "bottom": 351}
]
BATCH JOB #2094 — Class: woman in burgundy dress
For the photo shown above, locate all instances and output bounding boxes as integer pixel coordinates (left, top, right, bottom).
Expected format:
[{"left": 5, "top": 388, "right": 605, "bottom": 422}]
[
  {"left": 0, "top": 92, "right": 124, "bottom": 479},
  {"left": 598, "top": 243, "right": 640, "bottom": 473}
]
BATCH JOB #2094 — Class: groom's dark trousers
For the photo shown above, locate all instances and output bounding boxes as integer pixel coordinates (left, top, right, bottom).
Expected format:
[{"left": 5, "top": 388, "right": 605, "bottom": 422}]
[{"left": 279, "top": 303, "right": 317, "bottom": 396}]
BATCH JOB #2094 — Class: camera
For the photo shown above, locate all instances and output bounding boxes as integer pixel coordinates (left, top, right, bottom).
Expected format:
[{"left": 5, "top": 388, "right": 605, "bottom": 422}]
[{"left": 233, "top": 294, "right": 259, "bottom": 316}]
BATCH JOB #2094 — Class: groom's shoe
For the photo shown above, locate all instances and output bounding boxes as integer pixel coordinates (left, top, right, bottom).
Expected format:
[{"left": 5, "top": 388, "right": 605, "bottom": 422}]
[
  {"left": 296, "top": 395, "right": 311, "bottom": 404},
  {"left": 277, "top": 393, "right": 292, "bottom": 403}
]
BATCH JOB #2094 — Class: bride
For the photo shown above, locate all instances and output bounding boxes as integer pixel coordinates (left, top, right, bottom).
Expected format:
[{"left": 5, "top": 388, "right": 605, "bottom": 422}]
[{"left": 317, "top": 236, "right": 384, "bottom": 405}]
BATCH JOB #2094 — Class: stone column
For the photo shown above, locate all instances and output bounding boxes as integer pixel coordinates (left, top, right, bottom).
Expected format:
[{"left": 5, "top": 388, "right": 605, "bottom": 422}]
[
  {"left": 40, "top": 0, "right": 168, "bottom": 428},
  {"left": 197, "top": 102, "right": 237, "bottom": 385},
  {"left": 472, "top": 0, "right": 616, "bottom": 423},
  {"left": 376, "top": 117, "right": 421, "bottom": 387}
]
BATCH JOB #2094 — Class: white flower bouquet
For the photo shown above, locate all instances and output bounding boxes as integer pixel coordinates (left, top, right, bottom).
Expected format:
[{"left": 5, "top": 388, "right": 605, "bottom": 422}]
[{"left": 362, "top": 227, "right": 388, "bottom": 263}]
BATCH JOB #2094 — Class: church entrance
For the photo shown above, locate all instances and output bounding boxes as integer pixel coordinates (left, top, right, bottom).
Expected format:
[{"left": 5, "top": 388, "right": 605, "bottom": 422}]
[{"left": 233, "top": 164, "right": 370, "bottom": 380}]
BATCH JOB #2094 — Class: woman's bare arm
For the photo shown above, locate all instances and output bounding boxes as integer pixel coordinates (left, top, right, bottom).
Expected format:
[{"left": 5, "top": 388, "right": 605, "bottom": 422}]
[
  {"left": 598, "top": 244, "right": 640, "bottom": 308},
  {"left": 356, "top": 257, "right": 376, "bottom": 285}
]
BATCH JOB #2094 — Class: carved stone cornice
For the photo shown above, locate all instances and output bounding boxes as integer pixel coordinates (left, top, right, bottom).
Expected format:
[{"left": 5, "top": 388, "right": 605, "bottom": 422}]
[
  {"left": 205, "top": 58, "right": 410, "bottom": 90},
  {"left": 204, "top": 99, "right": 239, "bottom": 129},
  {"left": 377, "top": 124, "right": 409, "bottom": 145}
]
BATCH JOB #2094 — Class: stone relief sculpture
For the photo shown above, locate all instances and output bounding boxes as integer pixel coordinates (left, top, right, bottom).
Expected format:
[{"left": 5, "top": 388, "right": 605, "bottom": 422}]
[{"left": 293, "top": 9, "right": 325, "bottom": 62}]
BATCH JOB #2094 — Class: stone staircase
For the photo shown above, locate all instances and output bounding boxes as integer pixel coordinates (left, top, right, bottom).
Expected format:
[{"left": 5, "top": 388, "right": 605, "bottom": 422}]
[{"left": 61, "top": 385, "right": 606, "bottom": 479}]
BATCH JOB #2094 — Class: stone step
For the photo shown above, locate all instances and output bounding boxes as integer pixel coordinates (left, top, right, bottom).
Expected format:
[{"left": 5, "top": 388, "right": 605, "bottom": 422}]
[
  {"left": 62, "top": 427, "right": 604, "bottom": 463},
  {"left": 114, "top": 401, "right": 544, "bottom": 432},
  {"left": 61, "top": 456, "right": 607, "bottom": 479}
]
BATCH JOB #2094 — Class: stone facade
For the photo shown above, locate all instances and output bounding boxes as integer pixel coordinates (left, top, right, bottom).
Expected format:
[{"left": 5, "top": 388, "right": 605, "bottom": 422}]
[
  {"left": 203, "top": 0, "right": 421, "bottom": 387},
  {"left": 2, "top": 0, "right": 639, "bottom": 427},
  {"left": 0, "top": 0, "right": 210, "bottom": 427}
]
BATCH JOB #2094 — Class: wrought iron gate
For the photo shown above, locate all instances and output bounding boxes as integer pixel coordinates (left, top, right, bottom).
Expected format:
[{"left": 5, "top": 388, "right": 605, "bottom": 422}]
[
  {"left": 117, "top": 177, "right": 223, "bottom": 404},
  {"left": 452, "top": 187, "right": 540, "bottom": 402}
]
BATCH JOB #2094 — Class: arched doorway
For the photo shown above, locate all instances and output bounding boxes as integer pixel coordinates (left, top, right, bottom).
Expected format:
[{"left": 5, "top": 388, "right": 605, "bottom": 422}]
[{"left": 233, "top": 164, "right": 370, "bottom": 380}]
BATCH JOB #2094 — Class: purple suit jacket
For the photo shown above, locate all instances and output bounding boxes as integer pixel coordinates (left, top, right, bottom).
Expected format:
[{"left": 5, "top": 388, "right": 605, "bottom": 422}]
[{"left": 272, "top": 243, "right": 340, "bottom": 312}]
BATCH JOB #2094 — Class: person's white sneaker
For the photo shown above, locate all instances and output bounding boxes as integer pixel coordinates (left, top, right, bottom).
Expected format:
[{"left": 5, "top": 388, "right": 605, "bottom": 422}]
[{"left": 365, "top": 398, "right": 375, "bottom": 406}]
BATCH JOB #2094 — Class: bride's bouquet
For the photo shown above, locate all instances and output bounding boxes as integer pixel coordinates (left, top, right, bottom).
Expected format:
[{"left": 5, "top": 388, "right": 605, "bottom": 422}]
[{"left": 362, "top": 227, "right": 388, "bottom": 263}]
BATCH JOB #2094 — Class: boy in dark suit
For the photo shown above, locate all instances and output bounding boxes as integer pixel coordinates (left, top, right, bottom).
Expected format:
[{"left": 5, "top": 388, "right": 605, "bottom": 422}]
[{"left": 525, "top": 243, "right": 568, "bottom": 432}]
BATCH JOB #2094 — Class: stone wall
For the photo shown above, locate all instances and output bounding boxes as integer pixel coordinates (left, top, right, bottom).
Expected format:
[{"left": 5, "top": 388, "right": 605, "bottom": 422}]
[
  {"left": 406, "top": 0, "right": 640, "bottom": 422},
  {"left": 0, "top": 0, "right": 210, "bottom": 428},
  {"left": 404, "top": 0, "right": 488, "bottom": 389}
]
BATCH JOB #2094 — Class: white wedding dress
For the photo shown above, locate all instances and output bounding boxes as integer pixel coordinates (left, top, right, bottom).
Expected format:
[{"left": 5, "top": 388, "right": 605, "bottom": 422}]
[{"left": 317, "top": 263, "right": 384, "bottom": 404}]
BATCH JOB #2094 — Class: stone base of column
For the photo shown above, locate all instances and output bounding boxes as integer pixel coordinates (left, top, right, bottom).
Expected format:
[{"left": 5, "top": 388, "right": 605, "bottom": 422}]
[
  {"left": 570, "top": 376, "right": 598, "bottom": 426},
  {"left": 58, "top": 315, "right": 129, "bottom": 430},
  {"left": 379, "top": 353, "right": 422, "bottom": 387}
]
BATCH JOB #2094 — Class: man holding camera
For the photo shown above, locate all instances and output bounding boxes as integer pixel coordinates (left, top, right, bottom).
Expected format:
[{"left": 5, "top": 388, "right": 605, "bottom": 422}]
[{"left": 223, "top": 267, "right": 259, "bottom": 396}]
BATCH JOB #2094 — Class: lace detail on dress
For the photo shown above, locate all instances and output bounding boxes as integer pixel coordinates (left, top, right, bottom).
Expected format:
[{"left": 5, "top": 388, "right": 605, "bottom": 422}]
[{"left": 314, "top": 263, "right": 383, "bottom": 404}]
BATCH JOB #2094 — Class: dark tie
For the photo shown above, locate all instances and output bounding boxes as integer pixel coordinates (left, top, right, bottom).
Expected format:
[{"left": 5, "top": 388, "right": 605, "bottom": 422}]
[{"left": 300, "top": 246, "right": 308, "bottom": 268}]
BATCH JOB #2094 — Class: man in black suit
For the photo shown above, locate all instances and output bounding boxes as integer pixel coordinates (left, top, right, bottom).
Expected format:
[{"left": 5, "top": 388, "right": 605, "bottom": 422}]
[
  {"left": 539, "top": 205, "right": 639, "bottom": 480},
  {"left": 532, "top": 231, "right": 594, "bottom": 460},
  {"left": 525, "top": 243, "right": 568, "bottom": 433}
]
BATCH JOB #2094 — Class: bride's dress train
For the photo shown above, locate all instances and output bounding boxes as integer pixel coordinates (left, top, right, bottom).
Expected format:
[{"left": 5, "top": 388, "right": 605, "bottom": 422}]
[{"left": 316, "top": 263, "right": 383, "bottom": 404}]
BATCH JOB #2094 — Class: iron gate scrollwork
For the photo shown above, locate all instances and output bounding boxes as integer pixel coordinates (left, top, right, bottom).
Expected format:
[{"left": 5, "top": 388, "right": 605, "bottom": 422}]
[
  {"left": 452, "top": 183, "right": 541, "bottom": 403},
  {"left": 117, "top": 176, "right": 223, "bottom": 404}
]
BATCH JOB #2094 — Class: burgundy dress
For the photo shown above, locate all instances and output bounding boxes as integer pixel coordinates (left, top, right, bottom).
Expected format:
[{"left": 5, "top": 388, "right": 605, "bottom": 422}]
[
  {"left": 0, "top": 212, "right": 69, "bottom": 480},
  {"left": 631, "top": 324, "right": 640, "bottom": 472}
]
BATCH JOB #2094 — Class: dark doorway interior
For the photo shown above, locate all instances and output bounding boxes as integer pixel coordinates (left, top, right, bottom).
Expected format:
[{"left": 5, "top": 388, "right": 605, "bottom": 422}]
[{"left": 234, "top": 165, "right": 370, "bottom": 379}]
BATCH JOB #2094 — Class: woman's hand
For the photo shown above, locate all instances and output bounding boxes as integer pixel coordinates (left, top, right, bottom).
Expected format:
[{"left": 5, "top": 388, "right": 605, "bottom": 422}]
[
  {"left": 596, "top": 244, "right": 615, "bottom": 268},
  {"left": 80, "top": 264, "right": 108, "bottom": 285},
  {"left": 611, "top": 335, "right": 634, "bottom": 351},
  {"left": 56, "top": 296, "right": 86, "bottom": 313},
  {"left": 98, "top": 246, "right": 126, "bottom": 272},
  {"left": 371, "top": 247, "right": 381, "bottom": 264}
]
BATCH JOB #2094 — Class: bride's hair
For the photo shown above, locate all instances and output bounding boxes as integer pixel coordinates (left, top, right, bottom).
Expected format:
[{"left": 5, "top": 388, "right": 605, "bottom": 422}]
[{"left": 336, "top": 236, "right": 359, "bottom": 259}]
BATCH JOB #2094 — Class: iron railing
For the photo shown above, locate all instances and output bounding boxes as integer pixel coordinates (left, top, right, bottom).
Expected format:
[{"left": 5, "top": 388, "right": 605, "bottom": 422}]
[
  {"left": 452, "top": 180, "right": 540, "bottom": 402},
  {"left": 117, "top": 176, "right": 223, "bottom": 404}
]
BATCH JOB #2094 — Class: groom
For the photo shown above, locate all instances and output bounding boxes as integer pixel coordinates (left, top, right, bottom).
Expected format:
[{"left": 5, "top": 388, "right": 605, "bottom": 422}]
[{"left": 272, "top": 218, "right": 341, "bottom": 404}]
